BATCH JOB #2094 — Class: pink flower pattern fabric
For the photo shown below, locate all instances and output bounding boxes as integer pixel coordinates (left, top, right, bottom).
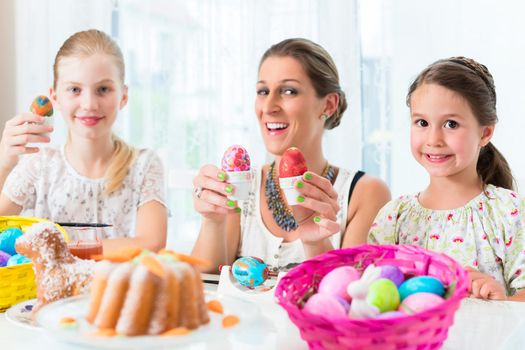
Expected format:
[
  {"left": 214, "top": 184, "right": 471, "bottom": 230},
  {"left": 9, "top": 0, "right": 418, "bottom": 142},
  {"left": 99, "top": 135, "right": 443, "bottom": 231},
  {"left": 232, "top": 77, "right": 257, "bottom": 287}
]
[{"left": 368, "top": 184, "right": 525, "bottom": 295}]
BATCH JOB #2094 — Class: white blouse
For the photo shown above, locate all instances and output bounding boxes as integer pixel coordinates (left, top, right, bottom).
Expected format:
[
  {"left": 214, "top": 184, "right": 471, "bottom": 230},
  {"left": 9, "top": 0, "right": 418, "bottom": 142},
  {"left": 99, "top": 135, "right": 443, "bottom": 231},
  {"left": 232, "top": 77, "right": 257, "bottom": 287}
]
[
  {"left": 3, "top": 146, "right": 166, "bottom": 238},
  {"left": 239, "top": 167, "right": 354, "bottom": 272}
]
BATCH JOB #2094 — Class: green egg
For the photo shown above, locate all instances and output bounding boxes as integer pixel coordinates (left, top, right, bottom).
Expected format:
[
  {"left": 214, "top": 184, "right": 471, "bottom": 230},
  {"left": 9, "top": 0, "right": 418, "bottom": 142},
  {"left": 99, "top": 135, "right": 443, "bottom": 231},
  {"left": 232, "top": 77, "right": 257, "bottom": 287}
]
[{"left": 366, "top": 278, "right": 400, "bottom": 313}]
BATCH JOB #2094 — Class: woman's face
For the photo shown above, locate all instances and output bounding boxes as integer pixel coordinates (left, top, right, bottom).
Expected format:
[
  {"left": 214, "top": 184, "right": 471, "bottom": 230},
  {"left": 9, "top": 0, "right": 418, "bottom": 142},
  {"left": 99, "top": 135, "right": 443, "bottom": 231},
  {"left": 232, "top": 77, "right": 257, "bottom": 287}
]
[{"left": 255, "top": 56, "right": 329, "bottom": 157}]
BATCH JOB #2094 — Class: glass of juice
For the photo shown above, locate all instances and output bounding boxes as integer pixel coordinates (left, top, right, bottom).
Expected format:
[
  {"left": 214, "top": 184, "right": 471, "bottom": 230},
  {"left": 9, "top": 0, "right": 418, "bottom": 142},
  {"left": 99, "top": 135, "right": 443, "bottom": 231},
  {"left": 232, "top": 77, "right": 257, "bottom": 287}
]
[{"left": 66, "top": 227, "right": 104, "bottom": 259}]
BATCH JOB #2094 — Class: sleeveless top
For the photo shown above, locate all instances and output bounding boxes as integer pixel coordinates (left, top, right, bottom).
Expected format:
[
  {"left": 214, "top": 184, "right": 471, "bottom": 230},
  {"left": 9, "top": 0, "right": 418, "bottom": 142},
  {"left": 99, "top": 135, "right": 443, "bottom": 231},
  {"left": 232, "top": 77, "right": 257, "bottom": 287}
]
[{"left": 238, "top": 167, "right": 356, "bottom": 272}]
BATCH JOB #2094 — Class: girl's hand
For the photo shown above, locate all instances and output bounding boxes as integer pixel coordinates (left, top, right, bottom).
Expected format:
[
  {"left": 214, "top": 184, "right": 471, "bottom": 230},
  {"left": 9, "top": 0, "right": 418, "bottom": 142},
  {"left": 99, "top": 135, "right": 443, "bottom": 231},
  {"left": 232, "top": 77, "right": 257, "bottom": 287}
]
[
  {"left": 466, "top": 267, "right": 507, "bottom": 300},
  {"left": 294, "top": 171, "right": 341, "bottom": 243},
  {"left": 0, "top": 113, "right": 52, "bottom": 171},
  {"left": 192, "top": 164, "right": 238, "bottom": 223}
]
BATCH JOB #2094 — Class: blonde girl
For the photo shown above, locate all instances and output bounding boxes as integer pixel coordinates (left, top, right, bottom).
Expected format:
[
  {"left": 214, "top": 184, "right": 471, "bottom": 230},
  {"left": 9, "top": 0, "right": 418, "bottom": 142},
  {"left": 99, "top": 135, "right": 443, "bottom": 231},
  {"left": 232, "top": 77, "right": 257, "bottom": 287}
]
[{"left": 0, "top": 29, "right": 167, "bottom": 252}]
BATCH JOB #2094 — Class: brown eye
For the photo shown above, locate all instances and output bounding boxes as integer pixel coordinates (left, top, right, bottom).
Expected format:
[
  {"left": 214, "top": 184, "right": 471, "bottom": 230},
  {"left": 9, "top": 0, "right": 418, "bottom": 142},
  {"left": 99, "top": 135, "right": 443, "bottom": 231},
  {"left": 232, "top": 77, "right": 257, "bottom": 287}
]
[
  {"left": 415, "top": 119, "right": 428, "bottom": 127},
  {"left": 444, "top": 120, "right": 458, "bottom": 129}
]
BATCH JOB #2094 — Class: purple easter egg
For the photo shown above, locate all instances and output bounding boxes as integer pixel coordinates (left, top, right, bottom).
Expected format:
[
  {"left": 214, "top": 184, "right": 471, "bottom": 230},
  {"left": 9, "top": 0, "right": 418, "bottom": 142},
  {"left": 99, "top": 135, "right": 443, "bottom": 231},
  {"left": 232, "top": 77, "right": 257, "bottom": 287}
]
[
  {"left": 376, "top": 311, "right": 406, "bottom": 319},
  {"left": 318, "top": 266, "right": 360, "bottom": 301},
  {"left": 380, "top": 265, "right": 405, "bottom": 287},
  {"left": 303, "top": 293, "right": 349, "bottom": 319},
  {"left": 0, "top": 250, "right": 11, "bottom": 267},
  {"left": 399, "top": 292, "right": 445, "bottom": 315}
]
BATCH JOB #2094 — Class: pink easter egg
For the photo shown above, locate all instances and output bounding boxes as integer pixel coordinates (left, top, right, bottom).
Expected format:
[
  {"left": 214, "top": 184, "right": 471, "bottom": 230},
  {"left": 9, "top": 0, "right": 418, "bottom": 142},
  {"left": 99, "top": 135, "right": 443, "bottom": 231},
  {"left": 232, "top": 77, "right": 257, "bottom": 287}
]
[
  {"left": 221, "top": 145, "right": 251, "bottom": 172},
  {"left": 399, "top": 292, "right": 445, "bottom": 315},
  {"left": 318, "top": 266, "right": 360, "bottom": 301},
  {"left": 303, "top": 293, "right": 349, "bottom": 319}
]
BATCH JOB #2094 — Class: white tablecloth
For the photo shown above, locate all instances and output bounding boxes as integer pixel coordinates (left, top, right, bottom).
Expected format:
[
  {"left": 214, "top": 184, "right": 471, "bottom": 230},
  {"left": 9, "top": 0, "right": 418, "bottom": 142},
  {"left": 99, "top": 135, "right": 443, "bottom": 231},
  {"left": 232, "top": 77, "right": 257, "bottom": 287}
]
[{"left": 1, "top": 284, "right": 524, "bottom": 350}]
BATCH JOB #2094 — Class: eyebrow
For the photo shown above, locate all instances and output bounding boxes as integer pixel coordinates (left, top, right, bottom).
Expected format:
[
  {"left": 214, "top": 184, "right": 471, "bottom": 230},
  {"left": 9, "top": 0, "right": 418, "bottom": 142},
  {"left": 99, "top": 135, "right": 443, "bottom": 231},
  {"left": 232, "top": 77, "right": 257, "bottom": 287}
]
[
  {"left": 63, "top": 79, "right": 116, "bottom": 85},
  {"left": 256, "top": 79, "right": 302, "bottom": 85},
  {"left": 411, "top": 113, "right": 463, "bottom": 119}
]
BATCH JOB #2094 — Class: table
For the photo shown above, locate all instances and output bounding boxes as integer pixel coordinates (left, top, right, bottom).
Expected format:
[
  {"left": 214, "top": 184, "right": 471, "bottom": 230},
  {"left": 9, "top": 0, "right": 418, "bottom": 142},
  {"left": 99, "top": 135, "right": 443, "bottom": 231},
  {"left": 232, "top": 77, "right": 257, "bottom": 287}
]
[{"left": 1, "top": 282, "right": 524, "bottom": 350}]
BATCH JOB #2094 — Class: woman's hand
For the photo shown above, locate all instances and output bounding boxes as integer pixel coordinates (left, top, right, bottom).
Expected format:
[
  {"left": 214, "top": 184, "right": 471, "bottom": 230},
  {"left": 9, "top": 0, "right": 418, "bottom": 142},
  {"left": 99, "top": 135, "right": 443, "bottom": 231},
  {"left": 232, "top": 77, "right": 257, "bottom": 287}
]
[
  {"left": 0, "top": 113, "right": 52, "bottom": 172},
  {"left": 466, "top": 267, "right": 507, "bottom": 300},
  {"left": 192, "top": 164, "right": 239, "bottom": 223},
  {"left": 294, "top": 171, "right": 341, "bottom": 244}
]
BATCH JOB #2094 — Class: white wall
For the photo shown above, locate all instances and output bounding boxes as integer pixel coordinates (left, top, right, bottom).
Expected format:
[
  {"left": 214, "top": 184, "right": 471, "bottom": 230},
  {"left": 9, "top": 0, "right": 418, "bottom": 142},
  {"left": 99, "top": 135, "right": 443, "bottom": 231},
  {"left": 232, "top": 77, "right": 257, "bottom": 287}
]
[{"left": 0, "top": 0, "right": 16, "bottom": 126}]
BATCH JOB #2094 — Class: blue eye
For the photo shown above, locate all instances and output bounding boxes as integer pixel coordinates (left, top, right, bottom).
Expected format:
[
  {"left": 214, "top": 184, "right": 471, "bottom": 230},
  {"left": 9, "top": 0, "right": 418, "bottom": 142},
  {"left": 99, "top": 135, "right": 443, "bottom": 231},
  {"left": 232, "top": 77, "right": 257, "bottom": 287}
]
[
  {"left": 415, "top": 119, "right": 428, "bottom": 127},
  {"left": 68, "top": 87, "right": 81, "bottom": 94},
  {"left": 444, "top": 120, "right": 458, "bottom": 129},
  {"left": 97, "top": 86, "right": 111, "bottom": 94}
]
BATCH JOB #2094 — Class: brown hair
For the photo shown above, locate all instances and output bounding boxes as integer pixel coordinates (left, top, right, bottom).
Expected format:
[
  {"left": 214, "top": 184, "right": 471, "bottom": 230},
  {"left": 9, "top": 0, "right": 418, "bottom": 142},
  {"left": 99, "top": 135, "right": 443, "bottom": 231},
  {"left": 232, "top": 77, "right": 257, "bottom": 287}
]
[
  {"left": 54, "top": 29, "right": 137, "bottom": 195},
  {"left": 259, "top": 38, "right": 347, "bottom": 130},
  {"left": 406, "top": 56, "right": 514, "bottom": 190}
]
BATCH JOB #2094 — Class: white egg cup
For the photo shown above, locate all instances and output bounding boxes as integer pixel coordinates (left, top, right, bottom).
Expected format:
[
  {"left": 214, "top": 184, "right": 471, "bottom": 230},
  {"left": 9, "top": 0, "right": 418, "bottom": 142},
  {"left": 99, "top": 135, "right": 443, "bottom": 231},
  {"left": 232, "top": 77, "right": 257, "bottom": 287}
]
[
  {"left": 226, "top": 170, "right": 254, "bottom": 201},
  {"left": 26, "top": 116, "right": 54, "bottom": 148},
  {"left": 278, "top": 175, "right": 303, "bottom": 206}
]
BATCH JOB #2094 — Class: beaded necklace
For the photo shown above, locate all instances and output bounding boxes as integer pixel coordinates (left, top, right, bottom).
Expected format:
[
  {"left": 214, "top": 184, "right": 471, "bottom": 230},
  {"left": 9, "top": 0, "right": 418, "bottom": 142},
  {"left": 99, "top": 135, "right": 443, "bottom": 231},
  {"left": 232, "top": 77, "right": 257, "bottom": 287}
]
[{"left": 265, "top": 161, "right": 336, "bottom": 232}]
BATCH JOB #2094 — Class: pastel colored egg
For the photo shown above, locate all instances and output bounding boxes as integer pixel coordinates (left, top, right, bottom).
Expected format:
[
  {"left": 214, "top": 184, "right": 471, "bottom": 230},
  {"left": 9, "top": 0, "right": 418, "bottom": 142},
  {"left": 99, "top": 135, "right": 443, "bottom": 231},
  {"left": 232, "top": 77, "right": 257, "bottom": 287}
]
[
  {"left": 303, "top": 293, "right": 348, "bottom": 319},
  {"left": 232, "top": 256, "right": 268, "bottom": 287},
  {"left": 376, "top": 310, "right": 405, "bottom": 319},
  {"left": 0, "top": 250, "right": 11, "bottom": 267},
  {"left": 398, "top": 276, "right": 445, "bottom": 300},
  {"left": 399, "top": 292, "right": 445, "bottom": 315},
  {"left": 0, "top": 228, "right": 24, "bottom": 255},
  {"left": 6, "top": 253, "right": 31, "bottom": 266},
  {"left": 221, "top": 145, "right": 251, "bottom": 172},
  {"left": 366, "top": 278, "right": 400, "bottom": 313},
  {"left": 318, "top": 266, "right": 360, "bottom": 301},
  {"left": 380, "top": 265, "right": 405, "bottom": 287},
  {"left": 30, "top": 95, "right": 53, "bottom": 117}
]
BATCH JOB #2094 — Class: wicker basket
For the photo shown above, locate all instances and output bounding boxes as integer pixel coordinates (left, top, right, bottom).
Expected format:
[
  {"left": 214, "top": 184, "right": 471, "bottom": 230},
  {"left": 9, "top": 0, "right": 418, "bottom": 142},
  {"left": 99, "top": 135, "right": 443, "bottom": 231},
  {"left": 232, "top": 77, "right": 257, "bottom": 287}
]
[
  {"left": 275, "top": 244, "right": 469, "bottom": 350},
  {"left": 0, "top": 216, "right": 68, "bottom": 312}
]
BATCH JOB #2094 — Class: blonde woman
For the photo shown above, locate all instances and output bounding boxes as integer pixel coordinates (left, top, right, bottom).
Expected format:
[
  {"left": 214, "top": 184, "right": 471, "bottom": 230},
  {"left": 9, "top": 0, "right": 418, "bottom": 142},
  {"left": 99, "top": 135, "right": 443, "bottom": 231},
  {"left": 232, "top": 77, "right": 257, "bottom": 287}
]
[{"left": 0, "top": 29, "right": 167, "bottom": 252}]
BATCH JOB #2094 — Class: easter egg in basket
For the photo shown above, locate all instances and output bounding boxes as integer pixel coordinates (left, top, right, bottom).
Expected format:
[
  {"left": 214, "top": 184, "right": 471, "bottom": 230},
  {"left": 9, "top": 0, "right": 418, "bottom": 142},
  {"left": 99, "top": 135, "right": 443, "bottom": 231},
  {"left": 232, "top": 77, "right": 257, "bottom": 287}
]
[{"left": 232, "top": 256, "right": 269, "bottom": 287}]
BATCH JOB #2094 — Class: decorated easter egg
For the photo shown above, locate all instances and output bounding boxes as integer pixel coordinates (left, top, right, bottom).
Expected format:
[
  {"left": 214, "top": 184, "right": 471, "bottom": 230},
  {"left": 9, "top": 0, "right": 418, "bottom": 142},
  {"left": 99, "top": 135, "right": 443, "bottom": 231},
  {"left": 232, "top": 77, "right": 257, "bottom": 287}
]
[
  {"left": 221, "top": 145, "right": 251, "bottom": 172},
  {"left": 318, "top": 266, "right": 360, "bottom": 301},
  {"left": 399, "top": 292, "right": 445, "bottom": 315},
  {"left": 380, "top": 265, "right": 405, "bottom": 287},
  {"left": 6, "top": 253, "right": 31, "bottom": 266},
  {"left": 366, "top": 278, "right": 400, "bottom": 313},
  {"left": 0, "top": 228, "right": 24, "bottom": 255},
  {"left": 232, "top": 256, "right": 268, "bottom": 287},
  {"left": 303, "top": 293, "right": 349, "bottom": 319},
  {"left": 279, "top": 147, "right": 307, "bottom": 178},
  {"left": 398, "top": 276, "right": 445, "bottom": 301},
  {"left": 30, "top": 95, "right": 53, "bottom": 117},
  {"left": 0, "top": 250, "right": 11, "bottom": 267}
]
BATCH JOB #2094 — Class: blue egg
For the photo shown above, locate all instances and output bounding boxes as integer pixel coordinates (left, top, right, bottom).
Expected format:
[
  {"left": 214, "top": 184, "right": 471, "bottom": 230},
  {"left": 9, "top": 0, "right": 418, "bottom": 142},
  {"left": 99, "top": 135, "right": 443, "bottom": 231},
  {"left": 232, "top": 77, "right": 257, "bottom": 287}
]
[
  {"left": 0, "top": 228, "right": 23, "bottom": 255},
  {"left": 398, "top": 276, "right": 445, "bottom": 301},
  {"left": 7, "top": 254, "right": 31, "bottom": 266},
  {"left": 232, "top": 256, "right": 269, "bottom": 287}
]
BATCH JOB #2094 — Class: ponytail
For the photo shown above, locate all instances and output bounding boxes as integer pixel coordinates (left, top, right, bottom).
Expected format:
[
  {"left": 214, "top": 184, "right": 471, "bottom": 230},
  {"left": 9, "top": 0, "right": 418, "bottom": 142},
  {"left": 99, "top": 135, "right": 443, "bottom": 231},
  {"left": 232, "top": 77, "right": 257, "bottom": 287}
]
[
  {"left": 105, "top": 134, "right": 138, "bottom": 195},
  {"left": 477, "top": 142, "right": 514, "bottom": 191}
]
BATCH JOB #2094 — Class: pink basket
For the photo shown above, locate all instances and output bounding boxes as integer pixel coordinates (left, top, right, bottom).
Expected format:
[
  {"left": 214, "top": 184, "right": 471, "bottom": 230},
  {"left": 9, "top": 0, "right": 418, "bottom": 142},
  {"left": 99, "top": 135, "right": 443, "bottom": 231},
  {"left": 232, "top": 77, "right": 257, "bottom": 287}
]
[{"left": 275, "top": 244, "right": 469, "bottom": 350}]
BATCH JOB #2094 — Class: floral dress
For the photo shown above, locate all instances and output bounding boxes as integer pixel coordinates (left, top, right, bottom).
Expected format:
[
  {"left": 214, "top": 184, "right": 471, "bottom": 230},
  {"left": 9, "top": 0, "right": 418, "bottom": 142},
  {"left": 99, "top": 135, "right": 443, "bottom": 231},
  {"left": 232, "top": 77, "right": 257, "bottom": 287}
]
[{"left": 368, "top": 184, "right": 525, "bottom": 295}]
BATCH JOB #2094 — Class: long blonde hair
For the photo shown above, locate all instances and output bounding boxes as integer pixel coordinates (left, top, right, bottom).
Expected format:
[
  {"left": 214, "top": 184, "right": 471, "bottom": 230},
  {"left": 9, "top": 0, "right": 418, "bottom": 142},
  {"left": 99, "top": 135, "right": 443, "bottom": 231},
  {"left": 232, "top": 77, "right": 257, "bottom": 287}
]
[{"left": 54, "top": 29, "right": 137, "bottom": 195}]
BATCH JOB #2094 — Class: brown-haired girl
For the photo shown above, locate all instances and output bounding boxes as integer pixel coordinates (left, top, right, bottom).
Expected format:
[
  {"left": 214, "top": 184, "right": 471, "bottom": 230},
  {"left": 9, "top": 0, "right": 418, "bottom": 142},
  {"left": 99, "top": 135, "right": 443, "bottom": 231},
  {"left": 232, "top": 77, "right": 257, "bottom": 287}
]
[
  {"left": 0, "top": 29, "right": 168, "bottom": 252},
  {"left": 369, "top": 57, "right": 525, "bottom": 301},
  {"left": 192, "top": 38, "right": 390, "bottom": 273}
]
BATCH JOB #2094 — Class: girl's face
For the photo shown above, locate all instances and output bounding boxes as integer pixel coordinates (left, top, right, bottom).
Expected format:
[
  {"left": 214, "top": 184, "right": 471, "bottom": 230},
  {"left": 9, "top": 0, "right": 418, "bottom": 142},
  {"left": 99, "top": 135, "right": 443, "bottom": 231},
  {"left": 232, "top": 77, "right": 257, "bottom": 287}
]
[
  {"left": 51, "top": 53, "right": 128, "bottom": 141},
  {"left": 255, "top": 56, "right": 336, "bottom": 157},
  {"left": 410, "top": 83, "right": 494, "bottom": 181}
]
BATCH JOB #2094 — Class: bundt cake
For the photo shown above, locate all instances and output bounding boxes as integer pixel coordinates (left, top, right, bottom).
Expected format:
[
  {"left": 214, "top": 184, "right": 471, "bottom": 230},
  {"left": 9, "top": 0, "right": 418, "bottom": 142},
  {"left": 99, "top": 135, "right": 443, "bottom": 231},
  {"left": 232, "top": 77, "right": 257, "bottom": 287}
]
[
  {"left": 15, "top": 222, "right": 95, "bottom": 312},
  {"left": 85, "top": 251, "right": 210, "bottom": 336}
]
